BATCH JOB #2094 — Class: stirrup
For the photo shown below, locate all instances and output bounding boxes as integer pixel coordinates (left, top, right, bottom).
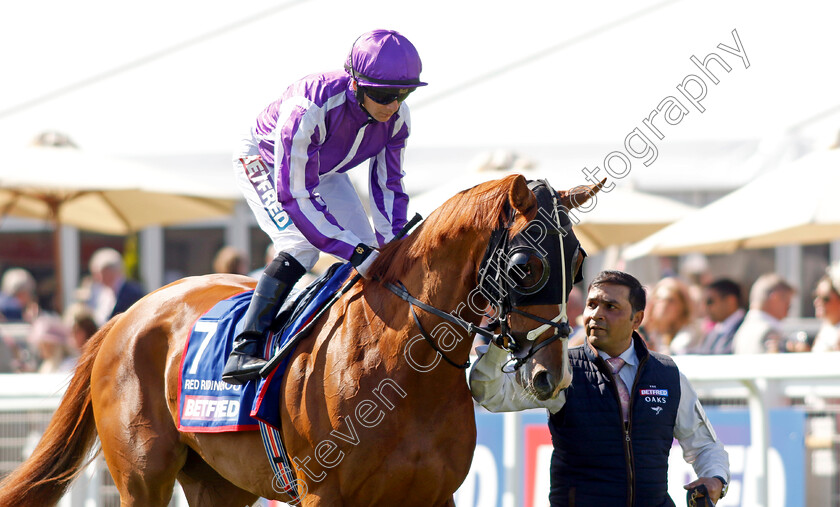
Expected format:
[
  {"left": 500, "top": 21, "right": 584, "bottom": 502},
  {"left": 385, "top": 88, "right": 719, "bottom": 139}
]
[
  {"left": 222, "top": 354, "right": 266, "bottom": 385},
  {"left": 222, "top": 350, "right": 267, "bottom": 385}
]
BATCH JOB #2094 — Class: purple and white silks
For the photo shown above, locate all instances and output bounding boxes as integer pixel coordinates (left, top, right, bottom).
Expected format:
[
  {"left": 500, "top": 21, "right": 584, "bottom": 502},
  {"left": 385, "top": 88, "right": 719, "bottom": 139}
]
[{"left": 247, "top": 70, "right": 410, "bottom": 263}]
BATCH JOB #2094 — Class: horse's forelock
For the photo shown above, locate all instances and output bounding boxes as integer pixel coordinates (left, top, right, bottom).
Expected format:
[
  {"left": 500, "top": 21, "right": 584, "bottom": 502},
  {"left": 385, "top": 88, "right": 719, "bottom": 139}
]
[{"left": 374, "top": 176, "right": 523, "bottom": 284}]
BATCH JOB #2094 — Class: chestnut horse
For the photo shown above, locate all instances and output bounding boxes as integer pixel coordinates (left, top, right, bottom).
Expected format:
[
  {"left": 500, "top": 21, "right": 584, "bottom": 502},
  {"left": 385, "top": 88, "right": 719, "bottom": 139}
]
[{"left": 0, "top": 174, "right": 600, "bottom": 506}]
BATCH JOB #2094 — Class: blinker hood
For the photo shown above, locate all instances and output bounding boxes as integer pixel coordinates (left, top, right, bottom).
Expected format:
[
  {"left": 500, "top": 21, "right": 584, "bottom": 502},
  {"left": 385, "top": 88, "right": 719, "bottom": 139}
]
[{"left": 478, "top": 179, "right": 585, "bottom": 308}]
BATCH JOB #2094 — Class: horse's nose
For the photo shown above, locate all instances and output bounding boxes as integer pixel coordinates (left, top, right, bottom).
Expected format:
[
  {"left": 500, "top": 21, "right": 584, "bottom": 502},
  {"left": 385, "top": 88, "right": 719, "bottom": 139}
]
[{"left": 532, "top": 370, "right": 555, "bottom": 400}]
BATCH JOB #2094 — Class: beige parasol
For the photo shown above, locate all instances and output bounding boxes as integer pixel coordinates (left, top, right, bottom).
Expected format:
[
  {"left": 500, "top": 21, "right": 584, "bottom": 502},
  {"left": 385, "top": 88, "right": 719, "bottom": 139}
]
[
  {"left": 408, "top": 165, "right": 696, "bottom": 254},
  {"left": 0, "top": 143, "right": 238, "bottom": 307},
  {"left": 0, "top": 145, "right": 236, "bottom": 234},
  {"left": 623, "top": 149, "right": 840, "bottom": 258}
]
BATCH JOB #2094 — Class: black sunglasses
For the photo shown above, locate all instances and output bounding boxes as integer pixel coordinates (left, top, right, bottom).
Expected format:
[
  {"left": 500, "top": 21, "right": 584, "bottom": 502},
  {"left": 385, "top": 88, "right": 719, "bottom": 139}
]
[{"left": 362, "top": 87, "right": 413, "bottom": 105}]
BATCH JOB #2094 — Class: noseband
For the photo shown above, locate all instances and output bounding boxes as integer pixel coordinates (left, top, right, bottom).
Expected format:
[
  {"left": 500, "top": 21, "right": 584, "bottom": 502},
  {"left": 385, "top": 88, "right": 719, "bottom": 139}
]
[{"left": 384, "top": 180, "right": 583, "bottom": 371}]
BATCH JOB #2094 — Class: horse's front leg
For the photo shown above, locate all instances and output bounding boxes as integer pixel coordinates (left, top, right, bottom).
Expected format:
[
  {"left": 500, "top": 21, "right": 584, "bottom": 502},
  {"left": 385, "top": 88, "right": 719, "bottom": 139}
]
[{"left": 439, "top": 497, "right": 456, "bottom": 507}]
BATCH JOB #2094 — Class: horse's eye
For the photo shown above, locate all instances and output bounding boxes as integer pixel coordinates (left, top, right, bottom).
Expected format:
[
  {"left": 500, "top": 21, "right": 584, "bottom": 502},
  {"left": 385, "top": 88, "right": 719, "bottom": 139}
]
[{"left": 507, "top": 251, "right": 549, "bottom": 295}]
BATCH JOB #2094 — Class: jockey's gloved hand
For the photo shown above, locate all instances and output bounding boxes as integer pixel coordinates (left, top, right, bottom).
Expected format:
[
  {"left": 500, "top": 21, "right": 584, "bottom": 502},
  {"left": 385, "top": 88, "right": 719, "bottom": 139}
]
[{"left": 350, "top": 243, "right": 379, "bottom": 279}]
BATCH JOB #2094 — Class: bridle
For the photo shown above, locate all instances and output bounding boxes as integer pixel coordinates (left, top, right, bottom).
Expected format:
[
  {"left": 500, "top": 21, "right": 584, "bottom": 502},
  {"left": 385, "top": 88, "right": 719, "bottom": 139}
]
[
  {"left": 384, "top": 180, "right": 584, "bottom": 371},
  {"left": 477, "top": 180, "right": 585, "bottom": 372}
]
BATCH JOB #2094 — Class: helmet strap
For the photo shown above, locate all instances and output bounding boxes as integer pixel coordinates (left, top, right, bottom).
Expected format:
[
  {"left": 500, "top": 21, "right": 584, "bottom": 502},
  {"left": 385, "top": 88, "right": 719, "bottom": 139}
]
[
  {"left": 351, "top": 79, "right": 377, "bottom": 122},
  {"left": 351, "top": 79, "right": 365, "bottom": 105}
]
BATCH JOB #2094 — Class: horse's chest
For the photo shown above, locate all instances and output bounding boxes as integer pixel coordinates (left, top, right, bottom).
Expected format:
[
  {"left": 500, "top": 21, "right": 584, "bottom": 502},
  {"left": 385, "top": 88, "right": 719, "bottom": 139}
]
[{"left": 294, "top": 389, "right": 475, "bottom": 503}]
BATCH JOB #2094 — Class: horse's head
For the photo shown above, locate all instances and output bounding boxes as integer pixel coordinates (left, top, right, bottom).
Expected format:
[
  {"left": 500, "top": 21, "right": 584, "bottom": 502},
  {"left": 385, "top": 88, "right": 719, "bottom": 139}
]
[
  {"left": 374, "top": 174, "right": 602, "bottom": 397},
  {"left": 477, "top": 175, "right": 604, "bottom": 401}
]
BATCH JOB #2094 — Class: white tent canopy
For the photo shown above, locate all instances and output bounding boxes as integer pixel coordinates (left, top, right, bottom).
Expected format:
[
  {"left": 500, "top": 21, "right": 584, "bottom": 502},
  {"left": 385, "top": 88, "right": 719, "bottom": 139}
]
[
  {"left": 408, "top": 158, "right": 696, "bottom": 254},
  {"left": 1, "top": 0, "right": 839, "bottom": 175},
  {"left": 3, "top": 0, "right": 840, "bottom": 307},
  {"left": 623, "top": 149, "right": 840, "bottom": 258}
]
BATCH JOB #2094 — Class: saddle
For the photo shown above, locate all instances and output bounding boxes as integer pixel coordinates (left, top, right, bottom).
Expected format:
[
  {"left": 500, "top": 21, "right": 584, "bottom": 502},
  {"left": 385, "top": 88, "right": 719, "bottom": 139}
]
[
  {"left": 268, "top": 261, "right": 345, "bottom": 350},
  {"left": 177, "top": 261, "right": 352, "bottom": 433}
]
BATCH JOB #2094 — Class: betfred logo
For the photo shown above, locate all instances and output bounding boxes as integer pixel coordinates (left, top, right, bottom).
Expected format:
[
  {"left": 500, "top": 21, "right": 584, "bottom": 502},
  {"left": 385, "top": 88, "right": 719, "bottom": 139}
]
[
  {"left": 183, "top": 395, "right": 240, "bottom": 421},
  {"left": 640, "top": 388, "right": 668, "bottom": 397}
]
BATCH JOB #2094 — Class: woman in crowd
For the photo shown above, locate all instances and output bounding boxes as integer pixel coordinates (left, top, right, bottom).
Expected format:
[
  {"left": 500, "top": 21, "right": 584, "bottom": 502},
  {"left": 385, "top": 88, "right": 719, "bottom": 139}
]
[
  {"left": 27, "top": 314, "right": 75, "bottom": 374},
  {"left": 642, "top": 276, "right": 703, "bottom": 354}
]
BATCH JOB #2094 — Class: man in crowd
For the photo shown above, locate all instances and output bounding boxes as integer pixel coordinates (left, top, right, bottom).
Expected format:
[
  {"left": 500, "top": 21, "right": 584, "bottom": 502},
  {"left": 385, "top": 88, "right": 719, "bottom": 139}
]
[
  {"left": 732, "top": 273, "right": 794, "bottom": 354},
  {"left": 0, "top": 268, "right": 38, "bottom": 322},
  {"left": 86, "top": 248, "right": 146, "bottom": 326},
  {"left": 696, "top": 278, "right": 745, "bottom": 354}
]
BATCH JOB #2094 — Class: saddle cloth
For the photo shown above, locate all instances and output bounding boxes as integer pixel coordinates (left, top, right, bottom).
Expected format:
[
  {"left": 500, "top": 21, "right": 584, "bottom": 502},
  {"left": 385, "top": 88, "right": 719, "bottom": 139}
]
[{"left": 177, "top": 262, "right": 353, "bottom": 432}]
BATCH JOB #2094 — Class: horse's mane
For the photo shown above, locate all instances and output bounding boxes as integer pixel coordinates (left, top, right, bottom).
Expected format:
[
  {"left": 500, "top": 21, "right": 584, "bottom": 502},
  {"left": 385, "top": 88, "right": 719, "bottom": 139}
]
[{"left": 373, "top": 175, "right": 531, "bottom": 284}]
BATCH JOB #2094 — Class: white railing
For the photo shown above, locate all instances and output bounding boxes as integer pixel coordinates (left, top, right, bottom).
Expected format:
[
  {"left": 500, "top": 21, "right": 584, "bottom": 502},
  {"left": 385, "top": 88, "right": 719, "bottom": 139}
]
[
  {"left": 673, "top": 351, "right": 840, "bottom": 507},
  {"left": 1, "top": 353, "right": 839, "bottom": 506}
]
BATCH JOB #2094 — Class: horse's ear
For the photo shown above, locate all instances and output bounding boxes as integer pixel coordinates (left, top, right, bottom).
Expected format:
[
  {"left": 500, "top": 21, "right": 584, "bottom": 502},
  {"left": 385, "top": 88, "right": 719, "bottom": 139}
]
[
  {"left": 509, "top": 175, "right": 537, "bottom": 220},
  {"left": 558, "top": 178, "right": 607, "bottom": 210}
]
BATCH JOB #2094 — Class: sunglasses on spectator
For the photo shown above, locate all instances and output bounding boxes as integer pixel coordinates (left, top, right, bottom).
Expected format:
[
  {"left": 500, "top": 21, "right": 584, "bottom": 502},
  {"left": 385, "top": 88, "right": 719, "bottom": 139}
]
[{"left": 363, "top": 87, "right": 413, "bottom": 105}]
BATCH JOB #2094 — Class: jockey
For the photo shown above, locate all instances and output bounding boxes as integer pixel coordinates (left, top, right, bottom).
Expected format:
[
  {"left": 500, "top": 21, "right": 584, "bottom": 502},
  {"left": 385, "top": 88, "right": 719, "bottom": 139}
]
[{"left": 223, "top": 29, "right": 427, "bottom": 384}]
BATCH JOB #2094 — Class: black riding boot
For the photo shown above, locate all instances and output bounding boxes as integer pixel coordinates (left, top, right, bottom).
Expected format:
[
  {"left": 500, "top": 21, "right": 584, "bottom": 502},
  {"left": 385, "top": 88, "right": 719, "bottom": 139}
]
[{"left": 222, "top": 252, "right": 305, "bottom": 385}]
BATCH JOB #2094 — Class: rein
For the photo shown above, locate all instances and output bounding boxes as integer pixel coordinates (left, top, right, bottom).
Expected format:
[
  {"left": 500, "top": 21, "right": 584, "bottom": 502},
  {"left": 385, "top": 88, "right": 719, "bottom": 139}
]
[
  {"left": 382, "top": 282, "right": 572, "bottom": 371},
  {"left": 261, "top": 179, "right": 579, "bottom": 377},
  {"left": 384, "top": 180, "right": 577, "bottom": 371},
  {"left": 383, "top": 282, "right": 482, "bottom": 369}
]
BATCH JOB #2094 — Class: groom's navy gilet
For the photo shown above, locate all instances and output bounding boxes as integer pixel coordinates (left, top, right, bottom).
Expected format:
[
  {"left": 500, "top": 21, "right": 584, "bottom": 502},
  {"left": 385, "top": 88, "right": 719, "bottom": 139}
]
[{"left": 548, "top": 334, "right": 681, "bottom": 507}]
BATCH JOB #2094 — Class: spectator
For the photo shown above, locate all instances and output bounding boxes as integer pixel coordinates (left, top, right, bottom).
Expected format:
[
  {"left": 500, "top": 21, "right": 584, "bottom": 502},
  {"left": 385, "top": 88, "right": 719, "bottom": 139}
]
[
  {"left": 86, "top": 248, "right": 146, "bottom": 326},
  {"left": 679, "top": 253, "right": 713, "bottom": 322},
  {"left": 0, "top": 332, "right": 19, "bottom": 373},
  {"left": 642, "top": 277, "right": 703, "bottom": 354},
  {"left": 27, "top": 314, "right": 75, "bottom": 374},
  {"left": 212, "top": 246, "right": 250, "bottom": 275},
  {"left": 62, "top": 302, "right": 99, "bottom": 352},
  {"left": 811, "top": 261, "right": 840, "bottom": 352},
  {"left": 696, "top": 278, "right": 745, "bottom": 354},
  {"left": 732, "top": 273, "right": 794, "bottom": 354},
  {"left": 0, "top": 268, "right": 39, "bottom": 323}
]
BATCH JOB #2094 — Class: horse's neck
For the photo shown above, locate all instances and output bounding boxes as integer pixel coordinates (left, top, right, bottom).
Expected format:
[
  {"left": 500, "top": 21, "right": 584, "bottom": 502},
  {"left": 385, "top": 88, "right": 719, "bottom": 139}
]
[{"left": 361, "top": 234, "right": 488, "bottom": 383}]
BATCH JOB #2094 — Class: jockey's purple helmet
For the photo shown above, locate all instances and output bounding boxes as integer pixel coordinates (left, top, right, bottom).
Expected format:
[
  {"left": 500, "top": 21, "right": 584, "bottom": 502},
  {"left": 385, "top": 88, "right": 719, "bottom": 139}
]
[{"left": 344, "top": 29, "right": 427, "bottom": 88}]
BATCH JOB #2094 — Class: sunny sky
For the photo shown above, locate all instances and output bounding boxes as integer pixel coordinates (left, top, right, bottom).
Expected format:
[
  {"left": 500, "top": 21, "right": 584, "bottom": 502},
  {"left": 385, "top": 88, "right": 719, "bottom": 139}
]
[{"left": 1, "top": 0, "right": 838, "bottom": 164}]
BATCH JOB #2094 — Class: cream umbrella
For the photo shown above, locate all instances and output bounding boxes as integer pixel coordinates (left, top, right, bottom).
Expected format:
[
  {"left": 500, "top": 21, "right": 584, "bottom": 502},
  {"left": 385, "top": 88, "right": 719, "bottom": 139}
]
[
  {"left": 408, "top": 162, "right": 696, "bottom": 254},
  {"left": 569, "top": 186, "right": 697, "bottom": 253},
  {"left": 0, "top": 145, "right": 237, "bottom": 233},
  {"left": 623, "top": 149, "right": 840, "bottom": 258},
  {"left": 0, "top": 144, "right": 238, "bottom": 306}
]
